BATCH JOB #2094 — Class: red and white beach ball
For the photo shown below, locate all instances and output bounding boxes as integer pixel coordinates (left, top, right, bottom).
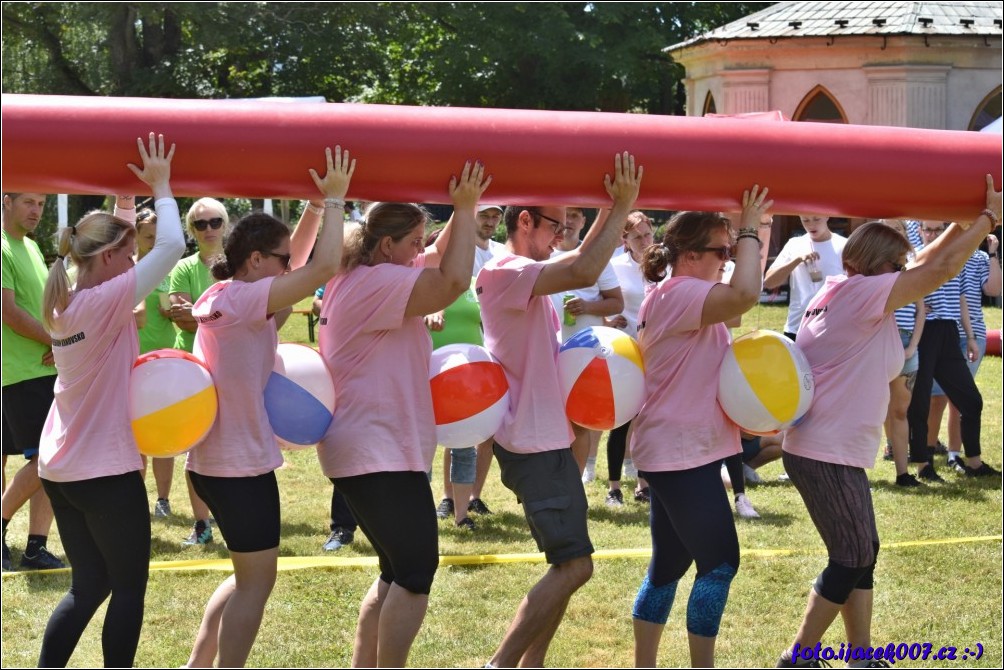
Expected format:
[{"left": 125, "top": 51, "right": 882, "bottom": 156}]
[
  {"left": 130, "top": 349, "right": 218, "bottom": 458},
  {"left": 429, "top": 344, "right": 510, "bottom": 449},
  {"left": 264, "top": 343, "right": 336, "bottom": 449},
  {"left": 718, "top": 329, "right": 814, "bottom": 436},
  {"left": 558, "top": 326, "right": 645, "bottom": 431}
]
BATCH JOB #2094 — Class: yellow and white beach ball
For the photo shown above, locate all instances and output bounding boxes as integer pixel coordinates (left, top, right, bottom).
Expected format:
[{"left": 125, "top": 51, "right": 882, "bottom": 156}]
[
  {"left": 558, "top": 326, "right": 645, "bottom": 431},
  {"left": 718, "top": 330, "right": 813, "bottom": 435},
  {"left": 129, "top": 349, "right": 218, "bottom": 457}
]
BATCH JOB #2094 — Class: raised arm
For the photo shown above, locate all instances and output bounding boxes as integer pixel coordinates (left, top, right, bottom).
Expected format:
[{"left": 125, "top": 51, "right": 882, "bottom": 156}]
[
  {"left": 127, "top": 133, "right": 186, "bottom": 305},
  {"left": 533, "top": 152, "right": 643, "bottom": 296},
  {"left": 886, "top": 175, "right": 1002, "bottom": 313},
  {"left": 267, "top": 146, "right": 355, "bottom": 314},
  {"left": 405, "top": 161, "right": 491, "bottom": 317}
]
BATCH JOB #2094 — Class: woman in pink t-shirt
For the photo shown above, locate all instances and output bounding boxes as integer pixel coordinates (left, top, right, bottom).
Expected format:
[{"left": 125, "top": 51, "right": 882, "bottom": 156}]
[
  {"left": 182, "top": 147, "right": 355, "bottom": 668},
  {"left": 317, "top": 162, "right": 491, "bottom": 667},
  {"left": 776, "top": 176, "right": 1002, "bottom": 667},
  {"left": 37, "top": 134, "right": 186, "bottom": 668},
  {"left": 630, "top": 187, "right": 773, "bottom": 668}
]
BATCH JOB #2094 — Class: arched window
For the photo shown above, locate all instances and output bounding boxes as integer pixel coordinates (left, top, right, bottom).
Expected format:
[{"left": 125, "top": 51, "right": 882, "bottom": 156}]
[
  {"left": 968, "top": 87, "right": 1002, "bottom": 131},
  {"left": 794, "top": 86, "right": 847, "bottom": 123},
  {"left": 702, "top": 91, "right": 717, "bottom": 116}
]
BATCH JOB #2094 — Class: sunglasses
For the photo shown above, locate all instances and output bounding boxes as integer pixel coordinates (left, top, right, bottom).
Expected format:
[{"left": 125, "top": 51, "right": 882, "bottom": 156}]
[
  {"left": 536, "top": 212, "right": 567, "bottom": 235},
  {"left": 192, "top": 217, "right": 224, "bottom": 231},
  {"left": 262, "top": 250, "right": 291, "bottom": 269},
  {"left": 697, "top": 245, "right": 733, "bottom": 261},
  {"left": 890, "top": 261, "right": 906, "bottom": 272}
]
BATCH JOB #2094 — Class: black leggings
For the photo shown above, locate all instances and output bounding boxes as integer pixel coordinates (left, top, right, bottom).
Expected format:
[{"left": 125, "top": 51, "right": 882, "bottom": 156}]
[
  {"left": 607, "top": 421, "right": 630, "bottom": 481},
  {"left": 907, "top": 319, "right": 983, "bottom": 462},
  {"left": 39, "top": 472, "right": 150, "bottom": 668}
]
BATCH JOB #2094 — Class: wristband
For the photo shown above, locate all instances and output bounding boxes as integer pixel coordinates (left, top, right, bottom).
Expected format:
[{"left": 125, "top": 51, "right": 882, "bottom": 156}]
[
  {"left": 324, "top": 197, "right": 346, "bottom": 209},
  {"left": 979, "top": 208, "right": 1000, "bottom": 229},
  {"left": 736, "top": 232, "right": 763, "bottom": 249},
  {"left": 305, "top": 202, "right": 323, "bottom": 216}
]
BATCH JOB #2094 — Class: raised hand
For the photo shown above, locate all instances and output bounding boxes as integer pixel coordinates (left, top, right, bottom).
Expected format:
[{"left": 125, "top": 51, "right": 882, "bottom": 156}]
[
  {"left": 127, "top": 133, "right": 175, "bottom": 193},
  {"left": 740, "top": 185, "right": 773, "bottom": 229},
  {"left": 603, "top": 151, "right": 643, "bottom": 206},
  {"left": 310, "top": 146, "right": 356, "bottom": 200},
  {"left": 449, "top": 161, "right": 492, "bottom": 210},
  {"left": 986, "top": 174, "right": 1002, "bottom": 222}
]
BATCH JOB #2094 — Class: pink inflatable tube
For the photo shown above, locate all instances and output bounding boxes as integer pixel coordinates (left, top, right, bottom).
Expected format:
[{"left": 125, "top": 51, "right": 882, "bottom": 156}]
[{"left": 2, "top": 94, "right": 999, "bottom": 220}]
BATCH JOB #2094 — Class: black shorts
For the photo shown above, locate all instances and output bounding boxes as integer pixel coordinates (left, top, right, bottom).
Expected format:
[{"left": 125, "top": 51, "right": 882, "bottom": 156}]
[
  {"left": 2, "top": 375, "right": 56, "bottom": 458},
  {"left": 189, "top": 470, "right": 280, "bottom": 553},
  {"left": 493, "top": 443, "right": 594, "bottom": 565}
]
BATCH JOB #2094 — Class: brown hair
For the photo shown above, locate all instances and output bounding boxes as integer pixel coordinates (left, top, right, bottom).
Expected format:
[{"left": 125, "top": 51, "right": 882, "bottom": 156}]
[
  {"left": 842, "top": 221, "right": 911, "bottom": 276},
  {"left": 210, "top": 212, "right": 290, "bottom": 280},
  {"left": 341, "top": 202, "right": 430, "bottom": 272},
  {"left": 641, "top": 211, "right": 730, "bottom": 283}
]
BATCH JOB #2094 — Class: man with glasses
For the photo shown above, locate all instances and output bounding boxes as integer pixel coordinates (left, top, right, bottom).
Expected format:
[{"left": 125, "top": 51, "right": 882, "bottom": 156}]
[
  {"left": 764, "top": 214, "right": 847, "bottom": 341},
  {"left": 475, "top": 153, "right": 641, "bottom": 667},
  {"left": 906, "top": 221, "right": 996, "bottom": 480}
]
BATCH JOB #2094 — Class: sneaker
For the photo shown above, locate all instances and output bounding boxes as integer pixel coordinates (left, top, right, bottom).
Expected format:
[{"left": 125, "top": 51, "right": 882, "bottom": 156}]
[
  {"left": 455, "top": 517, "right": 477, "bottom": 531},
  {"left": 182, "top": 522, "right": 213, "bottom": 546},
  {"left": 946, "top": 456, "right": 967, "bottom": 475},
  {"left": 932, "top": 440, "right": 948, "bottom": 456},
  {"left": 153, "top": 498, "right": 172, "bottom": 518},
  {"left": 623, "top": 459, "right": 638, "bottom": 478},
  {"left": 778, "top": 471, "right": 790, "bottom": 482},
  {"left": 581, "top": 461, "right": 596, "bottom": 484},
  {"left": 734, "top": 493, "right": 760, "bottom": 519},
  {"left": 776, "top": 654, "right": 831, "bottom": 668},
  {"left": 917, "top": 463, "right": 945, "bottom": 483},
  {"left": 965, "top": 462, "right": 1002, "bottom": 478},
  {"left": 467, "top": 498, "right": 493, "bottom": 515},
  {"left": 743, "top": 463, "right": 763, "bottom": 485},
  {"left": 634, "top": 486, "right": 650, "bottom": 503},
  {"left": 322, "top": 528, "right": 354, "bottom": 551},
  {"left": 19, "top": 546, "right": 65, "bottom": 571},
  {"left": 2, "top": 542, "right": 13, "bottom": 572},
  {"left": 895, "top": 473, "right": 922, "bottom": 487},
  {"left": 436, "top": 498, "right": 455, "bottom": 520},
  {"left": 605, "top": 489, "right": 625, "bottom": 507}
]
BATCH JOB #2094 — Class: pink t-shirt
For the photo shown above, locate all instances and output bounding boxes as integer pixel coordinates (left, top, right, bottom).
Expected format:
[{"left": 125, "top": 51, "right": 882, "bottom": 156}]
[
  {"left": 630, "top": 276, "right": 739, "bottom": 472},
  {"left": 187, "top": 278, "right": 283, "bottom": 477},
  {"left": 317, "top": 263, "right": 433, "bottom": 478},
  {"left": 39, "top": 270, "right": 144, "bottom": 482},
  {"left": 784, "top": 273, "right": 901, "bottom": 469},
  {"left": 475, "top": 254, "right": 573, "bottom": 453}
]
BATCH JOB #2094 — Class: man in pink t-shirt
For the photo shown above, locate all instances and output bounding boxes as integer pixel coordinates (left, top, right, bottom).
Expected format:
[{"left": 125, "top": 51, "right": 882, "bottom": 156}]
[{"left": 475, "top": 152, "right": 641, "bottom": 668}]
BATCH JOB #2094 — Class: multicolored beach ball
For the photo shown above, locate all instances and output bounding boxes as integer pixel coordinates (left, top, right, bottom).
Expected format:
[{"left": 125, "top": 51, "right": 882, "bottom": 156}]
[
  {"left": 130, "top": 349, "right": 218, "bottom": 458},
  {"left": 264, "top": 343, "right": 336, "bottom": 449},
  {"left": 718, "top": 329, "right": 814, "bottom": 436},
  {"left": 557, "top": 326, "right": 645, "bottom": 431},
  {"left": 429, "top": 344, "right": 510, "bottom": 449}
]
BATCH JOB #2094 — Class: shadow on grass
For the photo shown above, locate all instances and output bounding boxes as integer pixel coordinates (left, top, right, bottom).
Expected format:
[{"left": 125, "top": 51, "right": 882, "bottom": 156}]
[{"left": 872, "top": 477, "right": 1001, "bottom": 501}]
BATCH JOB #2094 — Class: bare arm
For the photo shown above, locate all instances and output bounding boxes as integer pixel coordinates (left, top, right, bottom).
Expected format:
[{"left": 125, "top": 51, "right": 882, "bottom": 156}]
[
  {"left": 565, "top": 285, "right": 624, "bottom": 319},
  {"left": 886, "top": 175, "right": 1002, "bottom": 313},
  {"left": 905, "top": 301, "right": 925, "bottom": 358},
  {"left": 984, "top": 235, "right": 1001, "bottom": 297},
  {"left": 289, "top": 199, "right": 324, "bottom": 271},
  {"left": 532, "top": 152, "right": 643, "bottom": 296},
  {"left": 1, "top": 289, "right": 51, "bottom": 346}
]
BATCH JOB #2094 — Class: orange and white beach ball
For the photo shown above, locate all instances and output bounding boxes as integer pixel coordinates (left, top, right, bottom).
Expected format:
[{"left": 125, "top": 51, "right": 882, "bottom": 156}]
[
  {"left": 429, "top": 344, "right": 510, "bottom": 449},
  {"left": 558, "top": 326, "right": 645, "bottom": 431}
]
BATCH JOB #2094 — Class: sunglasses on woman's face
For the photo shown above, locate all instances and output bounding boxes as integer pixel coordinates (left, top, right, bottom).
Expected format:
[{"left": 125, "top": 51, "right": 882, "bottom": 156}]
[
  {"left": 192, "top": 217, "right": 224, "bottom": 232},
  {"left": 698, "top": 245, "right": 733, "bottom": 261}
]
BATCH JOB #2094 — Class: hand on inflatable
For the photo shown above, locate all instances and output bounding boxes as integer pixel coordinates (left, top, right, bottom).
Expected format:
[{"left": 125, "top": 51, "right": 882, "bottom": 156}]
[
  {"left": 604, "top": 151, "right": 643, "bottom": 207},
  {"left": 449, "top": 161, "right": 492, "bottom": 210},
  {"left": 128, "top": 133, "right": 175, "bottom": 195},
  {"left": 310, "top": 146, "right": 356, "bottom": 200},
  {"left": 740, "top": 185, "right": 773, "bottom": 229},
  {"left": 986, "top": 174, "right": 1002, "bottom": 223}
]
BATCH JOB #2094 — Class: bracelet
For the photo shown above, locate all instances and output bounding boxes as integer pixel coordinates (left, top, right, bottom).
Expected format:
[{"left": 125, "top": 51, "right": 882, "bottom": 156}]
[
  {"left": 980, "top": 208, "right": 1000, "bottom": 228},
  {"left": 324, "top": 197, "right": 346, "bottom": 209},
  {"left": 305, "top": 202, "right": 323, "bottom": 216},
  {"left": 736, "top": 227, "right": 758, "bottom": 237},
  {"left": 736, "top": 232, "right": 763, "bottom": 249}
]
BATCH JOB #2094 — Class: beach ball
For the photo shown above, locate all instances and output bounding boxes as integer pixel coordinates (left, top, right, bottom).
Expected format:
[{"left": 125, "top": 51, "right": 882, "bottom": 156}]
[
  {"left": 265, "top": 343, "right": 336, "bottom": 449},
  {"left": 718, "top": 329, "right": 814, "bottom": 436},
  {"left": 130, "top": 349, "right": 218, "bottom": 458},
  {"left": 558, "top": 326, "right": 645, "bottom": 431},
  {"left": 429, "top": 344, "right": 510, "bottom": 449}
]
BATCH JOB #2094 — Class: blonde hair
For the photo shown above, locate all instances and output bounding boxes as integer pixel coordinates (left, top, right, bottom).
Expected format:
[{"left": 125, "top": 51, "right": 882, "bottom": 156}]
[
  {"left": 843, "top": 221, "right": 911, "bottom": 276},
  {"left": 42, "top": 212, "right": 135, "bottom": 331},
  {"left": 340, "top": 202, "right": 429, "bottom": 272},
  {"left": 185, "top": 197, "right": 229, "bottom": 235}
]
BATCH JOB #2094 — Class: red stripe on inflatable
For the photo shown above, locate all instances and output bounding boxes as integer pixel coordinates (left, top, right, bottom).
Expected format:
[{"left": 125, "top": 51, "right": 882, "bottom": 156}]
[
  {"left": 566, "top": 358, "right": 615, "bottom": 429},
  {"left": 2, "top": 95, "right": 999, "bottom": 220},
  {"left": 430, "top": 362, "right": 508, "bottom": 425}
]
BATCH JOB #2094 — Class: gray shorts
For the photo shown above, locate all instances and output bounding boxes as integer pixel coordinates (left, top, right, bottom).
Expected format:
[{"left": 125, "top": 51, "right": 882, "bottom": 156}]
[{"left": 493, "top": 442, "right": 593, "bottom": 565}]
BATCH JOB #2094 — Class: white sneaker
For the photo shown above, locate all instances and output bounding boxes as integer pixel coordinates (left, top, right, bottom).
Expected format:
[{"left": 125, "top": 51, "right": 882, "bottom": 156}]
[
  {"left": 734, "top": 493, "right": 760, "bottom": 519},
  {"left": 581, "top": 461, "right": 596, "bottom": 484},
  {"left": 742, "top": 463, "right": 762, "bottom": 485},
  {"left": 720, "top": 463, "right": 732, "bottom": 490},
  {"left": 623, "top": 458, "right": 638, "bottom": 478}
]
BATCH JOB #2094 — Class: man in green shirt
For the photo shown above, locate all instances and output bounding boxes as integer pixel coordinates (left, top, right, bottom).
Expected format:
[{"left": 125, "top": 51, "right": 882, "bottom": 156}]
[{"left": 1, "top": 192, "right": 65, "bottom": 571}]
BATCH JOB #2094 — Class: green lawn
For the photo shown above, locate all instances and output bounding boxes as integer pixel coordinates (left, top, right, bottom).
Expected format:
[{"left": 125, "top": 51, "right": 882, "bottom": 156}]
[{"left": 2, "top": 303, "right": 1000, "bottom": 668}]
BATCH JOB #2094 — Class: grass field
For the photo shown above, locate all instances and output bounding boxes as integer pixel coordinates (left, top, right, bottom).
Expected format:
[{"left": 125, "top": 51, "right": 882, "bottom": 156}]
[{"left": 2, "top": 303, "right": 1000, "bottom": 668}]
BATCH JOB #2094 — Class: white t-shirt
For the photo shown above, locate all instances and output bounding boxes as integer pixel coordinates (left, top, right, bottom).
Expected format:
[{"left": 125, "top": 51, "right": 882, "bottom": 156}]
[
  {"left": 473, "top": 239, "right": 507, "bottom": 278},
  {"left": 548, "top": 247, "right": 620, "bottom": 340},
  {"left": 773, "top": 233, "right": 847, "bottom": 335},
  {"left": 609, "top": 252, "right": 648, "bottom": 338}
]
